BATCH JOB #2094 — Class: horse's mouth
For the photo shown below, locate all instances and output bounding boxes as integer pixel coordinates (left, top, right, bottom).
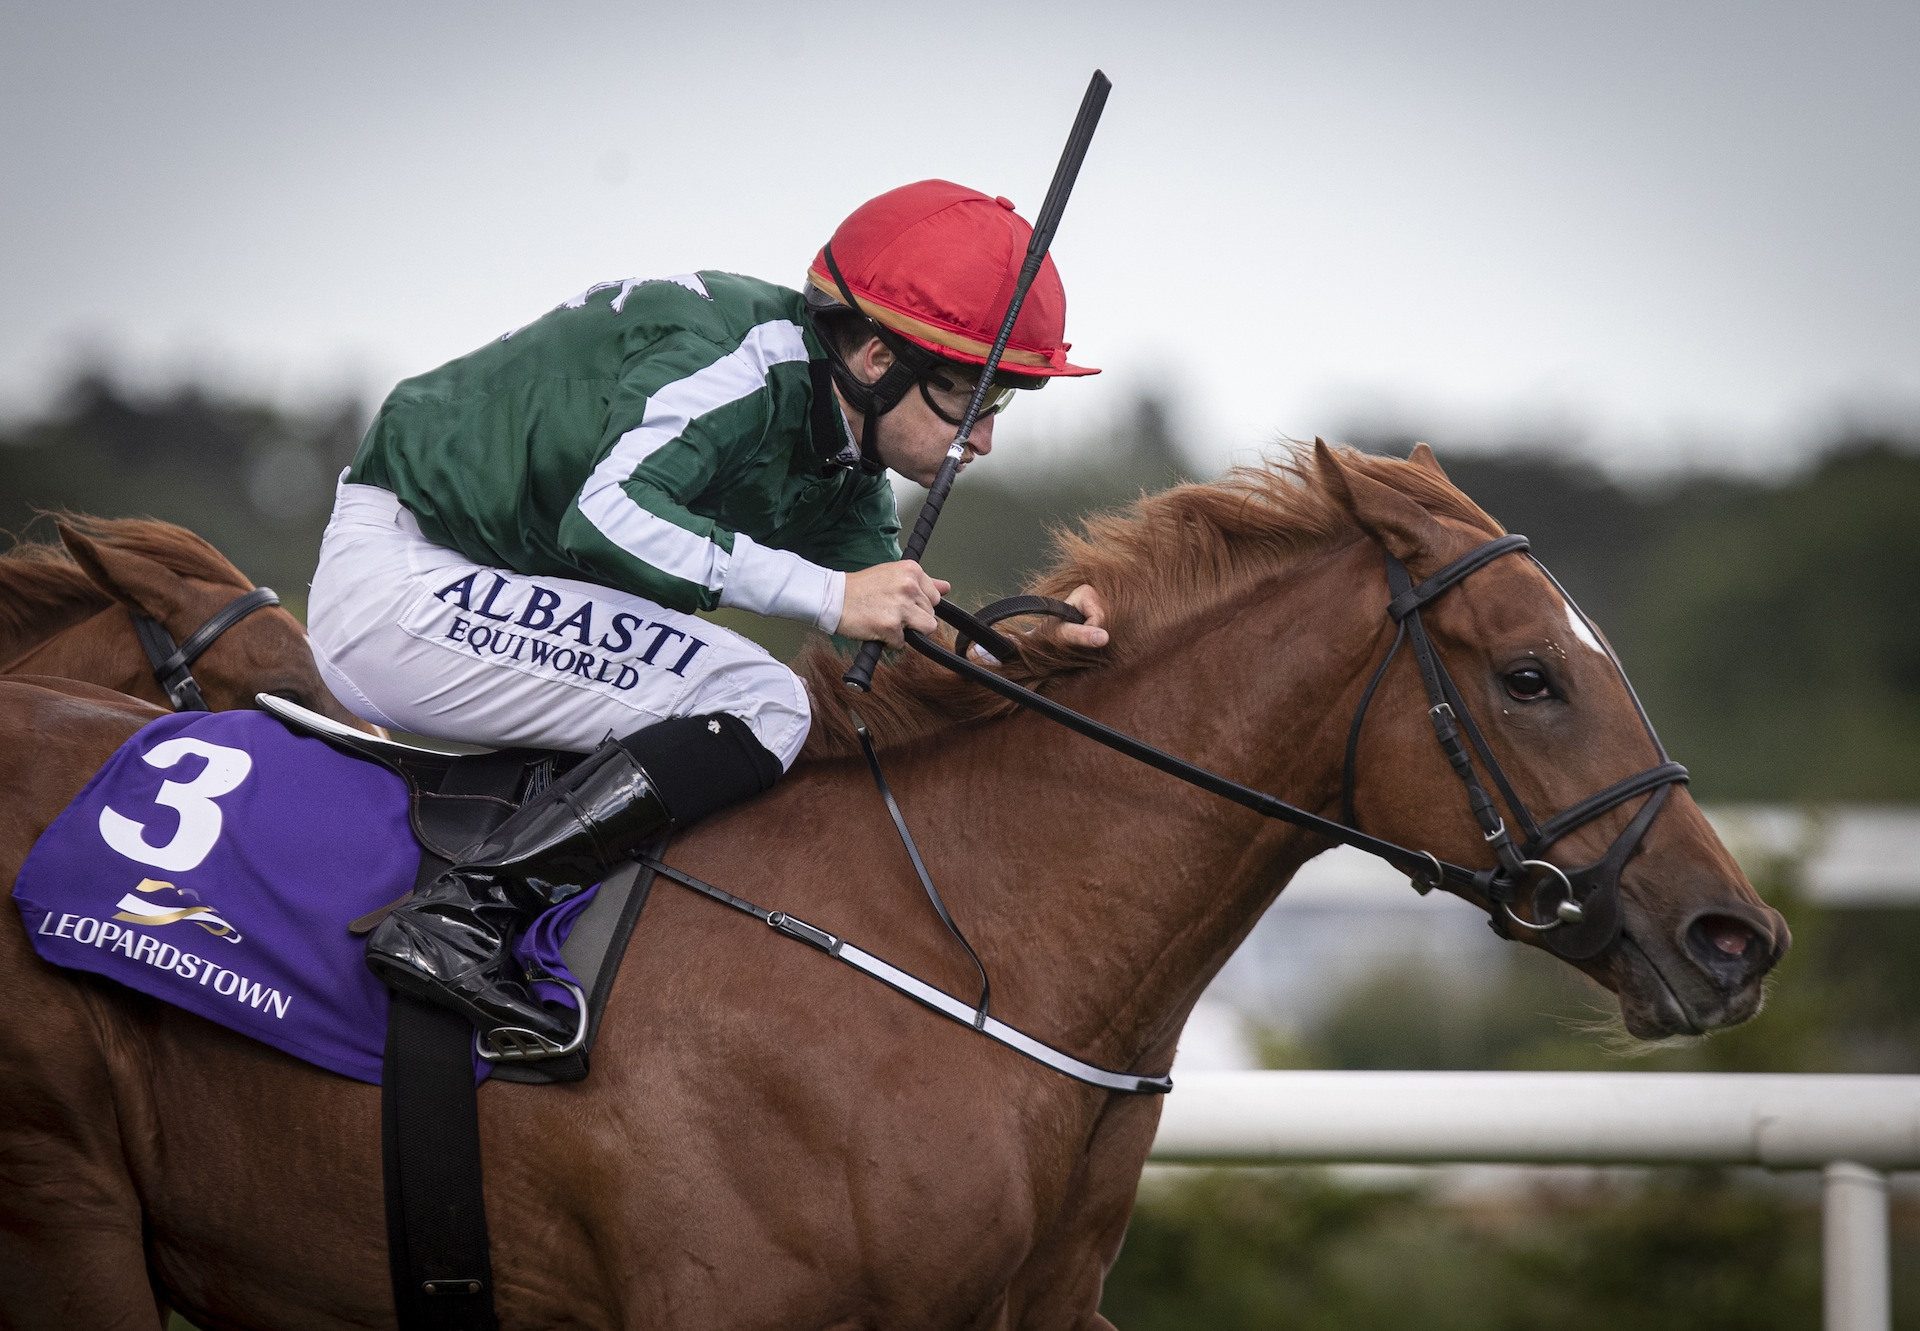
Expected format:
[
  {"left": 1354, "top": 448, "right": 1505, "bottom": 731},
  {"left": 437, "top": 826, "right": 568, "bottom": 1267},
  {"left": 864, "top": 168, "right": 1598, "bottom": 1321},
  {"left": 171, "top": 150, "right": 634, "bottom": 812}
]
[{"left": 1610, "top": 929, "right": 1766, "bottom": 1040}]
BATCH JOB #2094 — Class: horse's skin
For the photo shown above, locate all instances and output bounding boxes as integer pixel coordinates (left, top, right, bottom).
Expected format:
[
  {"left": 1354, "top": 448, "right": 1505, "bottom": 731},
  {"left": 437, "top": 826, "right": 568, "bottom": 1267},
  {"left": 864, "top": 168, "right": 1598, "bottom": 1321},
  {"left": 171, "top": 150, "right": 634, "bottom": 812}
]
[
  {"left": 0, "top": 446, "right": 1787, "bottom": 1329},
  {"left": 0, "top": 517, "right": 364, "bottom": 727}
]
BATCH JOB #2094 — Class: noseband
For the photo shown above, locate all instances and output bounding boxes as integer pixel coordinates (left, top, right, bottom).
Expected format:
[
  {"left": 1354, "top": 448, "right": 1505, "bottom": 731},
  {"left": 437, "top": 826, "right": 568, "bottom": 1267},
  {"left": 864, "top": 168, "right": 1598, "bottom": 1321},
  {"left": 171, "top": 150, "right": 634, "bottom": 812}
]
[
  {"left": 1339, "top": 535, "right": 1688, "bottom": 960},
  {"left": 129, "top": 586, "right": 281, "bottom": 712}
]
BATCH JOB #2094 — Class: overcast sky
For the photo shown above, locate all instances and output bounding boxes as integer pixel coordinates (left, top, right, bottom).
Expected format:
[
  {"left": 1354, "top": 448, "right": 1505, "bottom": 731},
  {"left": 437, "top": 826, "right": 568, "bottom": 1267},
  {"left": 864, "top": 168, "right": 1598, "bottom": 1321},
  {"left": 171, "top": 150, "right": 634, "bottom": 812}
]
[{"left": 4, "top": 1, "right": 1916, "bottom": 477}]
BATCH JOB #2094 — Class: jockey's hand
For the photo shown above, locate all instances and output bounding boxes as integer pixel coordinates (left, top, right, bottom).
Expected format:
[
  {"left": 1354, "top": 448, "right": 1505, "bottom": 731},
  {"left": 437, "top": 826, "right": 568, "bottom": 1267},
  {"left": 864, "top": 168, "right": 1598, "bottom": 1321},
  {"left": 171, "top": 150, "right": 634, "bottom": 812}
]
[
  {"left": 1054, "top": 583, "right": 1110, "bottom": 650},
  {"left": 840, "top": 561, "right": 949, "bottom": 648},
  {"left": 967, "top": 582, "right": 1110, "bottom": 663}
]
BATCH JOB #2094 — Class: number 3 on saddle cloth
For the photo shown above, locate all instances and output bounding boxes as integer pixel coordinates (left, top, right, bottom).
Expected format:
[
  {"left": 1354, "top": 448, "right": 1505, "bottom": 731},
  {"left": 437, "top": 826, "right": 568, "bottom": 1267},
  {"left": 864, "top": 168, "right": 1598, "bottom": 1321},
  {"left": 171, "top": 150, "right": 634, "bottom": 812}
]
[{"left": 12, "top": 710, "right": 600, "bottom": 1084}]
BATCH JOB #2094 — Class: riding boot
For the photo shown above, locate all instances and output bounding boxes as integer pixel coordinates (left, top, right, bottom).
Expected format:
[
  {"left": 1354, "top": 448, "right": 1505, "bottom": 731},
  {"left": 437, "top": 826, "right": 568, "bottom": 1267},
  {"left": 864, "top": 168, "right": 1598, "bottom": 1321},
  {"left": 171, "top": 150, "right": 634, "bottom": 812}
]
[{"left": 365, "top": 713, "right": 782, "bottom": 1046}]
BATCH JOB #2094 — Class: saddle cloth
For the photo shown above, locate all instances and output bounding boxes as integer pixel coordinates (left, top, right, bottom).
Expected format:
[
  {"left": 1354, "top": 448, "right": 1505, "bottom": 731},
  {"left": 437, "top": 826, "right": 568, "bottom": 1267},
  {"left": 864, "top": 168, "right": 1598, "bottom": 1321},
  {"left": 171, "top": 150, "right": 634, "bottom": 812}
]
[{"left": 13, "top": 709, "right": 596, "bottom": 1084}]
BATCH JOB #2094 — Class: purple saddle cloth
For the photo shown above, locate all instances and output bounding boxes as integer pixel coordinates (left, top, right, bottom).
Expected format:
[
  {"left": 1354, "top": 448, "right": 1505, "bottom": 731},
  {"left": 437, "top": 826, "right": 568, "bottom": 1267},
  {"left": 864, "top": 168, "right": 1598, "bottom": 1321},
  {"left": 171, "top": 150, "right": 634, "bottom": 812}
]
[{"left": 13, "top": 710, "right": 593, "bottom": 1084}]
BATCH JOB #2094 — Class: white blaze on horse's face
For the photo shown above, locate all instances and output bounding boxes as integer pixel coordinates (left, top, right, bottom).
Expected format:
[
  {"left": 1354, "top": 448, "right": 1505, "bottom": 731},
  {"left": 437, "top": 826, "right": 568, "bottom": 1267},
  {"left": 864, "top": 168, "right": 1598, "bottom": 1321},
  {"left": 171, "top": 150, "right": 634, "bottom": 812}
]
[{"left": 1560, "top": 598, "right": 1606, "bottom": 657}]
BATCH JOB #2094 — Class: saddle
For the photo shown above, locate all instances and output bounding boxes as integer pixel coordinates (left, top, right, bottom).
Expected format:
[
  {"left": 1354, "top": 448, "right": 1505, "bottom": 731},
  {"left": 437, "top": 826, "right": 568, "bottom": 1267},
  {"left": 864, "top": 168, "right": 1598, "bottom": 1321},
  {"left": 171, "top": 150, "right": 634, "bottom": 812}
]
[{"left": 254, "top": 693, "right": 653, "bottom": 1086}]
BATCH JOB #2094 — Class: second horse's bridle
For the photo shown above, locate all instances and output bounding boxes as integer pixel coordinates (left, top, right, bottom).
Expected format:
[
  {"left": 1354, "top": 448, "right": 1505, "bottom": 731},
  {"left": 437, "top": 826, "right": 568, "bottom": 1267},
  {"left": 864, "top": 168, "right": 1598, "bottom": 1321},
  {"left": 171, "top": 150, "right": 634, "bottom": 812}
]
[{"left": 129, "top": 586, "right": 281, "bottom": 712}]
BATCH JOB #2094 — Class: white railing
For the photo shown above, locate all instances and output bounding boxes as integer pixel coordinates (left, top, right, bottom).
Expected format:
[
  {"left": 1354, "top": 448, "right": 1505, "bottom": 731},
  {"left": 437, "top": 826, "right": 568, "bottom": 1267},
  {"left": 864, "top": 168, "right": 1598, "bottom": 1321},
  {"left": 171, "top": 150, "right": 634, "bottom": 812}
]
[{"left": 1149, "top": 1072, "right": 1920, "bottom": 1331}]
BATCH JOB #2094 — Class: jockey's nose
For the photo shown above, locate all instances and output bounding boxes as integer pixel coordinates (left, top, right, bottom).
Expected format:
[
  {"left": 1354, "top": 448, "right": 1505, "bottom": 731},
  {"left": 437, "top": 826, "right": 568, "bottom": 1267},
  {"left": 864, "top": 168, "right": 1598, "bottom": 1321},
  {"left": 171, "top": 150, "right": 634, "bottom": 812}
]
[{"left": 970, "top": 415, "right": 995, "bottom": 456}]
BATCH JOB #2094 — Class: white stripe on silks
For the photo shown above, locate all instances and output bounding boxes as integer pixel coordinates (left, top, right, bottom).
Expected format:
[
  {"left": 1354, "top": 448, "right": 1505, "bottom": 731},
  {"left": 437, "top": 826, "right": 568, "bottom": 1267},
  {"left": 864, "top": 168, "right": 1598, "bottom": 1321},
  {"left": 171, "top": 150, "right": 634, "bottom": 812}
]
[
  {"left": 561, "top": 272, "right": 711, "bottom": 313},
  {"left": 577, "top": 320, "right": 812, "bottom": 593},
  {"left": 719, "top": 532, "right": 839, "bottom": 626}
]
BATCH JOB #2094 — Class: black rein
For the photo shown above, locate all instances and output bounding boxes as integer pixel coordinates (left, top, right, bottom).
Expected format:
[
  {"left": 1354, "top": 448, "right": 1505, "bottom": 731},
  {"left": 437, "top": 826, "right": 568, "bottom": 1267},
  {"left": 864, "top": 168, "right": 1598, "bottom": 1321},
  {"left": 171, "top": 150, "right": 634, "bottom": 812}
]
[{"left": 905, "top": 535, "right": 1687, "bottom": 963}]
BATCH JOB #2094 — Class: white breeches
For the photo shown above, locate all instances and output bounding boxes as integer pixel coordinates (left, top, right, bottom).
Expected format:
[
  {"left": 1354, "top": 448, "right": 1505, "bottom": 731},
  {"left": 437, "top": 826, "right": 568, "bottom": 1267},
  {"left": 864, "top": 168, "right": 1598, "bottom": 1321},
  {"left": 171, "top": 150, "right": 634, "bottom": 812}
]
[{"left": 306, "top": 479, "right": 811, "bottom": 768}]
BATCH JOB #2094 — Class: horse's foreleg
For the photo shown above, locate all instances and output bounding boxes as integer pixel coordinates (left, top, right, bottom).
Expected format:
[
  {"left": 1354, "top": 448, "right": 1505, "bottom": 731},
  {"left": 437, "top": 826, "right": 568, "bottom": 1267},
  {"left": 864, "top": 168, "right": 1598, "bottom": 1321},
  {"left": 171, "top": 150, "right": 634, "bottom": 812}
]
[
  {"left": 0, "top": 1221, "right": 165, "bottom": 1330},
  {"left": 0, "top": 684, "right": 166, "bottom": 1328},
  {"left": 1004, "top": 1093, "right": 1166, "bottom": 1329},
  {"left": 0, "top": 985, "right": 166, "bottom": 1330}
]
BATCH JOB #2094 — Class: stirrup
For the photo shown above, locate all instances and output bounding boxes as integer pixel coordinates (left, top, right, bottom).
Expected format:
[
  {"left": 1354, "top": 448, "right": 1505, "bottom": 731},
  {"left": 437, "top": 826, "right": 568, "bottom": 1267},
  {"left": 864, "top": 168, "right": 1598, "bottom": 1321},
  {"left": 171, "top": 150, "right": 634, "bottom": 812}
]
[{"left": 473, "top": 977, "right": 590, "bottom": 1063}]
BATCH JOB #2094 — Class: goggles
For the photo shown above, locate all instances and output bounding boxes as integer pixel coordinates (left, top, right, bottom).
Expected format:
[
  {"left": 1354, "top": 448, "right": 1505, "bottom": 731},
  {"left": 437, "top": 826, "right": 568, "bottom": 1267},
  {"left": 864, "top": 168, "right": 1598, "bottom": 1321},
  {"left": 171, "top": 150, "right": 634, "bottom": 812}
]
[{"left": 919, "top": 367, "right": 1017, "bottom": 427}]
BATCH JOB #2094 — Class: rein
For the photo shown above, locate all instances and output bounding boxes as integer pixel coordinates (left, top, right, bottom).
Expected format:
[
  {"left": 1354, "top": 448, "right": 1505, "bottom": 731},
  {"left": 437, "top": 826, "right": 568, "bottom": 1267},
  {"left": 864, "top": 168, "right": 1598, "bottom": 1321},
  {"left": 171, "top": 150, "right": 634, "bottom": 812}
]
[
  {"left": 824, "top": 533, "right": 1689, "bottom": 1095},
  {"left": 654, "top": 534, "right": 1686, "bottom": 1097},
  {"left": 129, "top": 586, "right": 281, "bottom": 711},
  {"left": 903, "top": 536, "right": 1685, "bottom": 963}
]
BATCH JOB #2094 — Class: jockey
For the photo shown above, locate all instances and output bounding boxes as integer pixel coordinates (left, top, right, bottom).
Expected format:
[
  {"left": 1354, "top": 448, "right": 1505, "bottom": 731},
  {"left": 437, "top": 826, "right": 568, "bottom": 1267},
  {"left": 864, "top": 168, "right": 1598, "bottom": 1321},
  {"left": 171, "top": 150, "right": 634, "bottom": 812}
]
[{"left": 307, "top": 180, "right": 1109, "bottom": 1047}]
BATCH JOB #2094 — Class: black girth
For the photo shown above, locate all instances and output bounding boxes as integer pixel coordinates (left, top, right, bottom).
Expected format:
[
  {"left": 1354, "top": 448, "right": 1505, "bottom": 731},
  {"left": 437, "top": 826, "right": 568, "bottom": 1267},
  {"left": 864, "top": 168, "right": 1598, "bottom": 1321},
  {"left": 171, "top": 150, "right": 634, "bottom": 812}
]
[{"left": 129, "top": 586, "right": 281, "bottom": 711}]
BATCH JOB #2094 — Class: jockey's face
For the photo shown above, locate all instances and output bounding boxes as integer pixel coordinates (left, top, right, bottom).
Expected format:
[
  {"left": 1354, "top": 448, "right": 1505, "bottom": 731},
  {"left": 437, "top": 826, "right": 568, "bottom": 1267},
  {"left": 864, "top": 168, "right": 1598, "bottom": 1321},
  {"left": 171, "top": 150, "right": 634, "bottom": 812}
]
[{"left": 837, "top": 338, "right": 996, "bottom": 489}]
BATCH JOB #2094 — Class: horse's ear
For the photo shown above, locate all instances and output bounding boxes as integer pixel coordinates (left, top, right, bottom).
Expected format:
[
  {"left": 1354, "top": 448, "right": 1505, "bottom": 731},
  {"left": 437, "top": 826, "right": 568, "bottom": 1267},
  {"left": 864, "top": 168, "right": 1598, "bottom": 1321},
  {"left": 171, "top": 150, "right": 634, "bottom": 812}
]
[
  {"left": 58, "top": 523, "right": 186, "bottom": 622},
  {"left": 1314, "top": 439, "right": 1451, "bottom": 565},
  {"left": 1407, "top": 442, "right": 1449, "bottom": 480}
]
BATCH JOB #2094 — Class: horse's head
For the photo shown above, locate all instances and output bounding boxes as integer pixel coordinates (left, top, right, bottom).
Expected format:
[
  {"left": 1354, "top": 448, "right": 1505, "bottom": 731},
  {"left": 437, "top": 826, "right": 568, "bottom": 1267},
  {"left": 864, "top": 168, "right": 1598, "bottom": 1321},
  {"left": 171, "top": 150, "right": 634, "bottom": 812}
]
[
  {"left": 1318, "top": 442, "right": 1787, "bottom": 1040},
  {"left": 55, "top": 520, "right": 371, "bottom": 731}
]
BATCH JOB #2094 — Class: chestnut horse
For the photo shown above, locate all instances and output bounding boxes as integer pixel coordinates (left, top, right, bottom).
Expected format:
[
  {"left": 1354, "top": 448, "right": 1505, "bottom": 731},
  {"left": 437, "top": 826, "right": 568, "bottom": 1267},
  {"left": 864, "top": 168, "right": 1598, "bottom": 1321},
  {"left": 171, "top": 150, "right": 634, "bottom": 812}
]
[
  {"left": 0, "top": 445, "right": 1786, "bottom": 1329},
  {"left": 0, "top": 515, "right": 360, "bottom": 724}
]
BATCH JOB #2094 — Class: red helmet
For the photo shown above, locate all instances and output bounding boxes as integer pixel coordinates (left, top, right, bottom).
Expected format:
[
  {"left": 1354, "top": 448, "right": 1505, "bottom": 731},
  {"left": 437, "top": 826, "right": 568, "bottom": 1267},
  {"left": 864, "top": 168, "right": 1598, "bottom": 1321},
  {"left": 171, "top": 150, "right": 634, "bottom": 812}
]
[{"left": 806, "top": 180, "right": 1098, "bottom": 379}]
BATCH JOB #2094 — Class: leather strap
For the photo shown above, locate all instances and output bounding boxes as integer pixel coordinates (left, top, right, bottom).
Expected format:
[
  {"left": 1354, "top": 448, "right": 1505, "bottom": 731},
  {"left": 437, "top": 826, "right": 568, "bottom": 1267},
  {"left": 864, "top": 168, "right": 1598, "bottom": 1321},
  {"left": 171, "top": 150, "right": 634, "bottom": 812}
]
[
  {"left": 905, "top": 629, "right": 1476, "bottom": 890},
  {"left": 941, "top": 594, "right": 1084, "bottom": 664},
  {"left": 132, "top": 586, "right": 281, "bottom": 711},
  {"left": 852, "top": 711, "right": 991, "bottom": 1022},
  {"left": 639, "top": 855, "right": 1172, "bottom": 1095},
  {"left": 1386, "top": 536, "right": 1529, "bottom": 621},
  {"left": 1388, "top": 556, "right": 1530, "bottom": 882},
  {"left": 1531, "top": 762, "right": 1690, "bottom": 854},
  {"left": 381, "top": 753, "right": 523, "bottom": 1331}
]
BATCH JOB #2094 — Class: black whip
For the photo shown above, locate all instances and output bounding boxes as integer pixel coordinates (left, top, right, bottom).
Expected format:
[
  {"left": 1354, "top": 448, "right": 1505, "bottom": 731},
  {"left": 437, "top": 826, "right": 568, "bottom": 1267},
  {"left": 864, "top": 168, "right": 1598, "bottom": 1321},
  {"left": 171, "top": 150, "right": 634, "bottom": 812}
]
[{"left": 844, "top": 70, "right": 1111, "bottom": 692}]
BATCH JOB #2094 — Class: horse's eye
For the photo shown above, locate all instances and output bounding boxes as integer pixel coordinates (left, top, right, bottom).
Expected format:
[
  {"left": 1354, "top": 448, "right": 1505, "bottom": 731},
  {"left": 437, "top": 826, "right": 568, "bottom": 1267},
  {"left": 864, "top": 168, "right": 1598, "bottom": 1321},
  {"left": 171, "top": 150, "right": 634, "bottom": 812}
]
[{"left": 1504, "top": 667, "right": 1552, "bottom": 702}]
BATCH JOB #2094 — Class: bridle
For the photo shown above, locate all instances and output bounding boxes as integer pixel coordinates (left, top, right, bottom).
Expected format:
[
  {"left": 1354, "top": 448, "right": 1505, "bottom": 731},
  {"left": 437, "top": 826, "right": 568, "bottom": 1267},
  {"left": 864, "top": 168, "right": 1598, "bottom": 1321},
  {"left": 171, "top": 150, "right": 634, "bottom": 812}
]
[
  {"left": 921, "top": 531, "right": 1688, "bottom": 963},
  {"left": 128, "top": 586, "right": 282, "bottom": 712},
  {"left": 1337, "top": 535, "right": 1688, "bottom": 960}
]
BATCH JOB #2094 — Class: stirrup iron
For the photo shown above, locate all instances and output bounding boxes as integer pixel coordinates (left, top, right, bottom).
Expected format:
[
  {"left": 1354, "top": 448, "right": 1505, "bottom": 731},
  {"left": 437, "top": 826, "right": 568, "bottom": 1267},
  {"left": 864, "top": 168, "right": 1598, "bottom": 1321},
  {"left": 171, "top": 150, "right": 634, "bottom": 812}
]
[{"left": 473, "top": 977, "right": 590, "bottom": 1062}]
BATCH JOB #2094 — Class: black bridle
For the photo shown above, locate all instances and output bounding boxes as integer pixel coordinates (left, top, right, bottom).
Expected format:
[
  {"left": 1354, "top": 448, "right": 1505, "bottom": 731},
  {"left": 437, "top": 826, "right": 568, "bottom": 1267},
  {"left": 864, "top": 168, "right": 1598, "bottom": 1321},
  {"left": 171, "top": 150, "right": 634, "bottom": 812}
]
[
  {"left": 916, "top": 532, "right": 1687, "bottom": 962},
  {"left": 1337, "top": 535, "right": 1688, "bottom": 960},
  {"left": 129, "top": 586, "right": 282, "bottom": 712}
]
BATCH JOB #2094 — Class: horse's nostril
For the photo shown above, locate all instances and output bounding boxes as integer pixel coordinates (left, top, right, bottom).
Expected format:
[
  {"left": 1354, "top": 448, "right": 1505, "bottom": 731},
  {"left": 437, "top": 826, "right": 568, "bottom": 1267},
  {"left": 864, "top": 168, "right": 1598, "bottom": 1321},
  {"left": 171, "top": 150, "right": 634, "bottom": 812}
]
[
  {"left": 1703, "top": 919, "right": 1750, "bottom": 957},
  {"left": 1685, "top": 913, "right": 1772, "bottom": 985}
]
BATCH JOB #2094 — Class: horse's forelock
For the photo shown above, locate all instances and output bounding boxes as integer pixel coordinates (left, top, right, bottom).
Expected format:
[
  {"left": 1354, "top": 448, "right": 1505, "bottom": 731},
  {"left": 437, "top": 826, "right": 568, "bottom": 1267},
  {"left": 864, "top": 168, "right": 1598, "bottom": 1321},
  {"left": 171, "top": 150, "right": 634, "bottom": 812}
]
[{"left": 796, "top": 445, "right": 1502, "bottom": 761}]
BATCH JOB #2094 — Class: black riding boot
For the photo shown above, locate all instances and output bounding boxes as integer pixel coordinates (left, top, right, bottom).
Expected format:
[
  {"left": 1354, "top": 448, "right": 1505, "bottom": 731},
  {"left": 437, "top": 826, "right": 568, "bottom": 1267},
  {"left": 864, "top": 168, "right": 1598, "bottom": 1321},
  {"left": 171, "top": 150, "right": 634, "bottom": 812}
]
[{"left": 366, "top": 713, "right": 782, "bottom": 1046}]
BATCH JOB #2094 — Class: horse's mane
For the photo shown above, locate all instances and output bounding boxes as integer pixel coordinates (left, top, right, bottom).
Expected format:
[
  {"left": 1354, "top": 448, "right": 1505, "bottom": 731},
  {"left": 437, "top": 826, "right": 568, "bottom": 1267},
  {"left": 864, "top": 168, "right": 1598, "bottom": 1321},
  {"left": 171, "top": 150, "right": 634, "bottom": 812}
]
[
  {"left": 796, "top": 443, "right": 1502, "bottom": 761},
  {"left": 0, "top": 514, "right": 249, "bottom": 665}
]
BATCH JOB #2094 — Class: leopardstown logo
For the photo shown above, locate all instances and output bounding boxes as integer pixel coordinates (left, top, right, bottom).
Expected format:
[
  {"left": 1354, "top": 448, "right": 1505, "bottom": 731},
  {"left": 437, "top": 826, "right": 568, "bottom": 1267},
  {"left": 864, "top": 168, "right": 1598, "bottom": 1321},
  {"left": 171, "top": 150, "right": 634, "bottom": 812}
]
[{"left": 112, "top": 878, "right": 243, "bottom": 943}]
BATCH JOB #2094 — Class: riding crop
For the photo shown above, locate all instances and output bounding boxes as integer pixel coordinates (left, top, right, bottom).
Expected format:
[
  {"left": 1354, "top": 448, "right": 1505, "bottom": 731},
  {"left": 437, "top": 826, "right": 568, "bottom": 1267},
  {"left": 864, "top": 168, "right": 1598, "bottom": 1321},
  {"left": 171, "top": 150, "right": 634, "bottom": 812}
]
[{"left": 844, "top": 69, "right": 1111, "bottom": 692}]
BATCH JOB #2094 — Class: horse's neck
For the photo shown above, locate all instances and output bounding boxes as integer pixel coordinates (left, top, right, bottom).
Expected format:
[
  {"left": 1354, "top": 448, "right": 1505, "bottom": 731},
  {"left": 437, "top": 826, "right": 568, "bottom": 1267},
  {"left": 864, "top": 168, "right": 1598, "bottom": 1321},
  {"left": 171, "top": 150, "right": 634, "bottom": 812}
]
[{"left": 884, "top": 538, "right": 1388, "bottom": 1074}]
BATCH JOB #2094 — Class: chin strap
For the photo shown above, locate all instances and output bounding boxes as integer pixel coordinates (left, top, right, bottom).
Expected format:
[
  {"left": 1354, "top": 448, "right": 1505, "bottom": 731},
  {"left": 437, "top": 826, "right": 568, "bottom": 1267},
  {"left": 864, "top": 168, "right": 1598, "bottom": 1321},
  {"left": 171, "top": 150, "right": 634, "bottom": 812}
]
[{"left": 816, "top": 244, "right": 935, "bottom": 476}]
